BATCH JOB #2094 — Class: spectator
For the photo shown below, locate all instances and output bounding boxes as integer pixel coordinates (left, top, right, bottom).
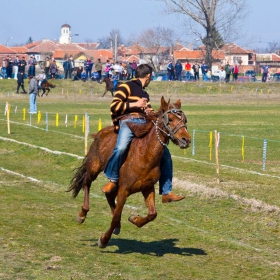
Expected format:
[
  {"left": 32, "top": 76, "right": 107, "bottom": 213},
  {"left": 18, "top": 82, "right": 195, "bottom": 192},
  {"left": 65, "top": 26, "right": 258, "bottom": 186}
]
[
  {"left": 72, "top": 66, "right": 83, "bottom": 81},
  {"left": 131, "top": 60, "right": 137, "bottom": 78},
  {"left": 184, "top": 61, "right": 191, "bottom": 80},
  {"left": 16, "top": 71, "right": 27, "bottom": 93},
  {"left": 84, "top": 57, "right": 93, "bottom": 80},
  {"left": 81, "top": 69, "right": 87, "bottom": 82},
  {"left": 232, "top": 64, "right": 239, "bottom": 81},
  {"left": 167, "top": 60, "right": 175, "bottom": 81},
  {"left": 43, "top": 57, "right": 50, "bottom": 78},
  {"left": 224, "top": 61, "right": 231, "bottom": 83},
  {"left": 1, "top": 58, "right": 7, "bottom": 78},
  {"left": 28, "top": 55, "right": 36, "bottom": 77},
  {"left": 19, "top": 56, "right": 27, "bottom": 75},
  {"left": 113, "top": 62, "right": 121, "bottom": 80},
  {"left": 105, "top": 60, "right": 111, "bottom": 78},
  {"left": 28, "top": 74, "right": 38, "bottom": 114},
  {"left": 126, "top": 62, "right": 133, "bottom": 80},
  {"left": 112, "top": 71, "right": 119, "bottom": 92},
  {"left": 63, "top": 58, "right": 70, "bottom": 79},
  {"left": 175, "top": 60, "right": 183, "bottom": 81},
  {"left": 262, "top": 63, "right": 269, "bottom": 82},
  {"left": 201, "top": 61, "right": 209, "bottom": 81},
  {"left": 192, "top": 61, "right": 200, "bottom": 81},
  {"left": 7, "top": 57, "right": 13, "bottom": 79},
  {"left": 219, "top": 67, "right": 226, "bottom": 82},
  {"left": 13, "top": 56, "right": 19, "bottom": 80},
  {"left": 69, "top": 56, "right": 75, "bottom": 79},
  {"left": 95, "top": 58, "right": 103, "bottom": 83},
  {"left": 119, "top": 62, "right": 125, "bottom": 80},
  {"left": 109, "top": 63, "right": 114, "bottom": 77},
  {"left": 50, "top": 59, "right": 58, "bottom": 79}
]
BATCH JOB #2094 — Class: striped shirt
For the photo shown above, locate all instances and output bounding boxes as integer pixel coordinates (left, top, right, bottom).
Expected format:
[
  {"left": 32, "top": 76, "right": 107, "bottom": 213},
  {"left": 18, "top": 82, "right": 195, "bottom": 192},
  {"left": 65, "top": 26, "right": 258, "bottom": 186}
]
[{"left": 110, "top": 79, "right": 152, "bottom": 129}]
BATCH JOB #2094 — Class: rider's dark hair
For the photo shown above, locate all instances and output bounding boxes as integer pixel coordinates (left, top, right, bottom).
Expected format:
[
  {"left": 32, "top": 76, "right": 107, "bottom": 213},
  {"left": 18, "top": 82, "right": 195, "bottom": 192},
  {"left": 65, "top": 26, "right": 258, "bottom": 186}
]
[{"left": 135, "top": 64, "right": 153, "bottom": 78}]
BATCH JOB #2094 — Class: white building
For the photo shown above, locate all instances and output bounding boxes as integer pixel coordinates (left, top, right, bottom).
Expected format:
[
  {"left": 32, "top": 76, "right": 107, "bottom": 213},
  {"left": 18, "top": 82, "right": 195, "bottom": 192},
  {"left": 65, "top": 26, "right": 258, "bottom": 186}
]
[{"left": 59, "top": 24, "right": 71, "bottom": 44}]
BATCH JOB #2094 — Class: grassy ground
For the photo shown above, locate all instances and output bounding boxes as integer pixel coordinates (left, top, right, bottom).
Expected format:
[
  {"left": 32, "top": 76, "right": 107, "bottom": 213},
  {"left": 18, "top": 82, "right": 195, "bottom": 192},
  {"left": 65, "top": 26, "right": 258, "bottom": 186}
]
[{"left": 0, "top": 80, "right": 280, "bottom": 279}]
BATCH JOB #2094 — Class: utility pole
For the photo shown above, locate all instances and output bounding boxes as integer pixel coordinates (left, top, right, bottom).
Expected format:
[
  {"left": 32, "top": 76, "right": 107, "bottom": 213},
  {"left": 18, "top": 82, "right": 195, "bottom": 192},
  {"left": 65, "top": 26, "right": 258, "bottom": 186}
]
[{"left": 114, "top": 33, "right": 118, "bottom": 62}]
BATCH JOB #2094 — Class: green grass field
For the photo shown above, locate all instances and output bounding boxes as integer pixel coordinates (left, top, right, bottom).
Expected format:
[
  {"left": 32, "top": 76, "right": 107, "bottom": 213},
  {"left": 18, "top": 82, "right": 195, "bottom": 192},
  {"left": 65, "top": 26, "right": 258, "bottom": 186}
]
[{"left": 0, "top": 79, "right": 280, "bottom": 279}]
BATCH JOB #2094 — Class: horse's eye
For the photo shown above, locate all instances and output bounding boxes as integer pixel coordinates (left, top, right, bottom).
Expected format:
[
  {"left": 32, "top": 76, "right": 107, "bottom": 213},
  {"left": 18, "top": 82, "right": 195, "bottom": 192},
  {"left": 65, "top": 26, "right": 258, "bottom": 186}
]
[{"left": 168, "top": 118, "right": 173, "bottom": 122}]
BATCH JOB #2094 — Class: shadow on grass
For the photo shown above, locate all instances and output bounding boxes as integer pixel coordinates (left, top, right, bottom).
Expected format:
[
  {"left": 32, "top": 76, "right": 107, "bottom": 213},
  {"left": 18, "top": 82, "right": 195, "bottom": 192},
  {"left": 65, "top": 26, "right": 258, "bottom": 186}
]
[{"left": 83, "top": 238, "right": 206, "bottom": 256}]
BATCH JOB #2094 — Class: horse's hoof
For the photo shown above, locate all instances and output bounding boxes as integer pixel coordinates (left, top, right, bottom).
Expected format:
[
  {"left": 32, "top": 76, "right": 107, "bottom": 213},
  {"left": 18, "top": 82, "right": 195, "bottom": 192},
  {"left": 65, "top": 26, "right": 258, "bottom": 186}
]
[
  {"left": 98, "top": 237, "right": 107, "bottom": 249},
  {"left": 76, "top": 214, "right": 86, "bottom": 224},
  {"left": 113, "top": 228, "right": 120, "bottom": 235},
  {"left": 128, "top": 215, "right": 138, "bottom": 224}
]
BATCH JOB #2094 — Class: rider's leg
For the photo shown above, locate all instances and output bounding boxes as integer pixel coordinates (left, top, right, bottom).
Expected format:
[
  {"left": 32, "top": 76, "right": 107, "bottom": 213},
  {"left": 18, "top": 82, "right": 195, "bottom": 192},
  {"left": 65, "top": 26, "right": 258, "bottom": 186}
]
[
  {"left": 102, "top": 118, "right": 146, "bottom": 193},
  {"left": 159, "top": 147, "right": 185, "bottom": 203}
]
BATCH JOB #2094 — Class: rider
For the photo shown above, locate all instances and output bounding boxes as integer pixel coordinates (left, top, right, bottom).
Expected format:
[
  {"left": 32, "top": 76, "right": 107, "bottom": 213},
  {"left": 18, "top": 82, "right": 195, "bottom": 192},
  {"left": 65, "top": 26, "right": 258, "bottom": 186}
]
[
  {"left": 36, "top": 70, "right": 46, "bottom": 89},
  {"left": 102, "top": 63, "right": 185, "bottom": 203}
]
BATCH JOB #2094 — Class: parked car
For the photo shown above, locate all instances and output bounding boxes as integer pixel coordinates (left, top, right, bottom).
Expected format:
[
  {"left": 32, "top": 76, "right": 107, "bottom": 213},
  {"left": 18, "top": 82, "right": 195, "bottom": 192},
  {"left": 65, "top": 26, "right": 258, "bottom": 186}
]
[
  {"left": 272, "top": 72, "right": 280, "bottom": 82},
  {"left": 181, "top": 70, "right": 195, "bottom": 81},
  {"left": 152, "top": 70, "right": 169, "bottom": 81},
  {"left": 245, "top": 70, "right": 256, "bottom": 81}
]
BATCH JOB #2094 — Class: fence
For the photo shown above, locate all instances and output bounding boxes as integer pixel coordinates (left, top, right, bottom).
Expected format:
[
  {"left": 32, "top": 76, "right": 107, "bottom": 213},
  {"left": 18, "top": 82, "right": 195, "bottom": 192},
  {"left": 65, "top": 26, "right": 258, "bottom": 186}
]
[{"left": 3, "top": 102, "right": 280, "bottom": 179}]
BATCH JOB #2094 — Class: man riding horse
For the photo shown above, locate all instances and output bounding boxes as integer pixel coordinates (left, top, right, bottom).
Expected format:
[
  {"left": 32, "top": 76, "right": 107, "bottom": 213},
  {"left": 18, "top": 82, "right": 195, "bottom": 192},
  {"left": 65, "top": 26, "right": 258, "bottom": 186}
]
[
  {"left": 102, "top": 64, "right": 185, "bottom": 203},
  {"left": 36, "top": 69, "right": 47, "bottom": 89}
]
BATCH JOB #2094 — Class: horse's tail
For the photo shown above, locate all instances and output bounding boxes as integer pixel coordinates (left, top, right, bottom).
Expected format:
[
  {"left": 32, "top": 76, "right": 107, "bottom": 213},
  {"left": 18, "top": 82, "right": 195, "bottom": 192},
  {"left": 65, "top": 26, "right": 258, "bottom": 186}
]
[
  {"left": 48, "top": 81, "right": 56, "bottom": 88},
  {"left": 67, "top": 158, "right": 87, "bottom": 198}
]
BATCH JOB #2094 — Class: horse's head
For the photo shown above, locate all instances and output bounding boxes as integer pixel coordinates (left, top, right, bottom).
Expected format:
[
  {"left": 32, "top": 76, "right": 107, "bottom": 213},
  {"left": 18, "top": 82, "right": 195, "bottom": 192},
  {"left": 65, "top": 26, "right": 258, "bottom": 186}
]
[{"left": 157, "top": 96, "right": 191, "bottom": 148}]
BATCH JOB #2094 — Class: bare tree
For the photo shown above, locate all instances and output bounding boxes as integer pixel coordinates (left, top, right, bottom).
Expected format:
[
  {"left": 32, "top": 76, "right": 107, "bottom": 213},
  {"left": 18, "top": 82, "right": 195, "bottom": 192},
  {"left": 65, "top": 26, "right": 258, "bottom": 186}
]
[
  {"left": 159, "top": 0, "right": 248, "bottom": 68},
  {"left": 137, "top": 26, "right": 178, "bottom": 71},
  {"left": 265, "top": 41, "right": 280, "bottom": 54},
  {"left": 97, "top": 29, "right": 126, "bottom": 49}
]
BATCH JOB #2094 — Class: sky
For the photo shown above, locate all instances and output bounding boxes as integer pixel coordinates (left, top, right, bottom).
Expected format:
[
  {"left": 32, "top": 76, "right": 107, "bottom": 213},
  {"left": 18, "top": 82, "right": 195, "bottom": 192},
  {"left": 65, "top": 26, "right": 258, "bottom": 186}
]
[{"left": 0, "top": 0, "right": 278, "bottom": 51}]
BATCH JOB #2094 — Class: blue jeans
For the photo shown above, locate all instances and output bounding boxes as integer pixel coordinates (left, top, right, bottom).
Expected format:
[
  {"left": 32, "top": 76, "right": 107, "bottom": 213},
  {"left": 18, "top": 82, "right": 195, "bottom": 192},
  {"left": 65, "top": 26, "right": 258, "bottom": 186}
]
[
  {"left": 104, "top": 118, "right": 172, "bottom": 195},
  {"left": 202, "top": 72, "right": 208, "bottom": 81},
  {"left": 113, "top": 80, "right": 118, "bottom": 91},
  {"left": 132, "top": 70, "right": 136, "bottom": 78},
  {"left": 29, "top": 93, "right": 37, "bottom": 113}
]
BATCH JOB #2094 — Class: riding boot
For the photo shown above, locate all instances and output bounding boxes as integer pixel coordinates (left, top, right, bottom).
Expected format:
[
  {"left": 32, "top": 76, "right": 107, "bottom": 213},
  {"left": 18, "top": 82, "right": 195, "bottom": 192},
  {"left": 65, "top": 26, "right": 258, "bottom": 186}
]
[
  {"left": 102, "top": 181, "right": 117, "bottom": 193},
  {"left": 162, "top": 192, "right": 185, "bottom": 203}
]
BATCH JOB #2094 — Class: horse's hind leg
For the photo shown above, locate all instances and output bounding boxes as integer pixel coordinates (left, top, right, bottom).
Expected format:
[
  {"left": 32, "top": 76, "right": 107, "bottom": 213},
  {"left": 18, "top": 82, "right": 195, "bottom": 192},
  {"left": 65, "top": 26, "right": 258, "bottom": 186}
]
[
  {"left": 46, "top": 89, "right": 50, "bottom": 96},
  {"left": 98, "top": 191, "right": 127, "bottom": 248},
  {"left": 102, "top": 90, "right": 106, "bottom": 97},
  {"left": 128, "top": 188, "right": 157, "bottom": 228}
]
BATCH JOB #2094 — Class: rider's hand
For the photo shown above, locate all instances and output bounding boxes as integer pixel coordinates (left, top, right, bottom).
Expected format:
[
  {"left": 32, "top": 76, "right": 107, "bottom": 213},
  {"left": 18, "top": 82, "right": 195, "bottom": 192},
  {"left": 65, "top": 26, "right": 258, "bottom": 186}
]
[{"left": 132, "top": 98, "right": 148, "bottom": 109}]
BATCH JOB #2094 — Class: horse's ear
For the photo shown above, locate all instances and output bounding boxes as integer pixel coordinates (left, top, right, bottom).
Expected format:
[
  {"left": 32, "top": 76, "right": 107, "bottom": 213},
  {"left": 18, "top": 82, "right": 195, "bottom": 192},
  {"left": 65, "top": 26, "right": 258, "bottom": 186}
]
[
  {"left": 161, "top": 96, "right": 168, "bottom": 110},
  {"left": 174, "top": 99, "right": 181, "bottom": 109}
]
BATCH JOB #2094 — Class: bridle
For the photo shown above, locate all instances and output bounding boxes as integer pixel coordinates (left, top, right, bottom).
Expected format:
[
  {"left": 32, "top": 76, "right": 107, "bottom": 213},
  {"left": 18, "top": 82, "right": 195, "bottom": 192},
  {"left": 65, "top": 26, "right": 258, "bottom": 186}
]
[{"left": 152, "top": 104, "right": 187, "bottom": 147}]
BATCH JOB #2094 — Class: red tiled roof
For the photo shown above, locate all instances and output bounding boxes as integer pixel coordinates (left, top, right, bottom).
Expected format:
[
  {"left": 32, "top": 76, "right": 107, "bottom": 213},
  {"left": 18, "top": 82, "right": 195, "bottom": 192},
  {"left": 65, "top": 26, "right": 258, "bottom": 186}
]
[
  {"left": 76, "top": 43, "right": 99, "bottom": 50},
  {"left": 271, "top": 53, "right": 280, "bottom": 62},
  {"left": 174, "top": 49, "right": 225, "bottom": 60},
  {"left": 0, "top": 44, "right": 17, "bottom": 54},
  {"left": 25, "top": 41, "right": 41, "bottom": 49},
  {"left": 52, "top": 49, "right": 113, "bottom": 62},
  {"left": 221, "top": 43, "right": 250, "bottom": 54},
  {"left": 26, "top": 40, "right": 59, "bottom": 53},
  {"left": 10, "top": 46, "right": 28, "bottom": 53}
]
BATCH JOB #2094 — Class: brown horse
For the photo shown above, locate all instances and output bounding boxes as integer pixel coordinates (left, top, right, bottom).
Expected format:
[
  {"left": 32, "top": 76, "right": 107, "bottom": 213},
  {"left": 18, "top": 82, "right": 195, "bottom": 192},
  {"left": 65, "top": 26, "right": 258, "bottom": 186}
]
[
  {"left": 101, "top": 76, "right": 114, "bottom": 97},
  {"left": 67, "top": 97, "right": 191, "bottom": 248},
  {"left": 38, "top": 80, "right": 56, "bottom": 97}
]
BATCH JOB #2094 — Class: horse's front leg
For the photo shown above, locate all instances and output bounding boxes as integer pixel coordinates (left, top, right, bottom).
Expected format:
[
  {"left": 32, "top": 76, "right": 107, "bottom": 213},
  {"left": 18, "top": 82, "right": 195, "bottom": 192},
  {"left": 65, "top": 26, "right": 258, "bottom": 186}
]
[
  {"left": 128, "top": 187, "right": 157, "bottom": 228},
  {"left": 77, "top": 183, "right": 90, "bottom": 223},
  {"left": 105, "top": 188, "right": 121, "bottom": 235},
  {"left": 98, "top": 191, "right": 127, "bottom": 248}
]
